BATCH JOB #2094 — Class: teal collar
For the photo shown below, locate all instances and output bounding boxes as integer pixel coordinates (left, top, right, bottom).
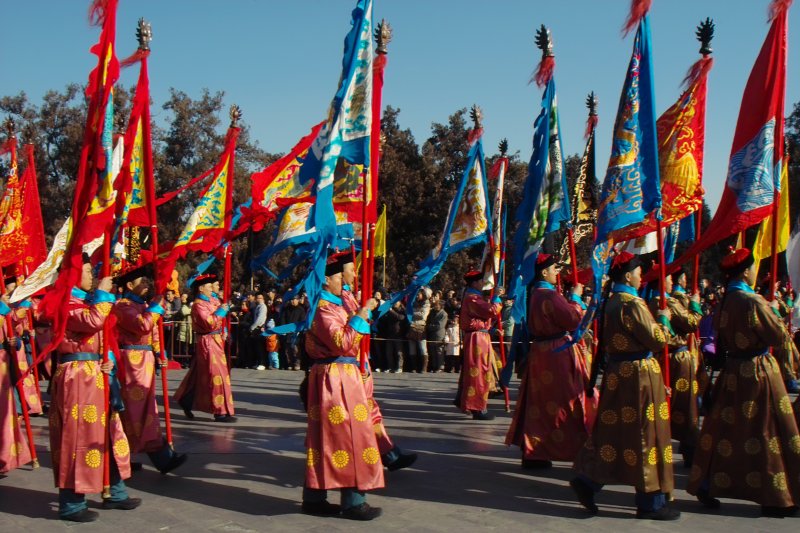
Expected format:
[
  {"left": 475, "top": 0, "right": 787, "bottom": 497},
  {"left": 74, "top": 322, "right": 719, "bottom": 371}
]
[
  {"left": 197, "top": 294, "right": 210, "bottom": 302},
  {"left": 465, "top": 288, "right": 482, "bottom": 296},
  {"left": 674, "top": 286, "right": 686, "bottom": 294},
  {"left": 727, "top": 280, "right": 755, "bottom": 294},
  {"left": 613, "top": 283, "right": 639, "bottom": 297},
  {"left": 320, "top": 290, "right": 342, "bottom": 306},
  {"left": 534, "top": 281, "right": 556, "bottom": 291},
  {"left": 71, "top": 287, "right": 88, "bottom": 300},
  {"left": 124, "top": 292, "right": 146, "bottom": 305}
]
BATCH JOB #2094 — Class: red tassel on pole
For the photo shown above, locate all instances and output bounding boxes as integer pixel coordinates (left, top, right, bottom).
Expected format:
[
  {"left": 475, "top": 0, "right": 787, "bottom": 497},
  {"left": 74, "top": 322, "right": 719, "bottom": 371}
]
[
  {"left": 769, "top": 0, "right": 793, "bottom": 21},
  {"left": 622, "top": 0, "right": 652, "bottom": 36}
]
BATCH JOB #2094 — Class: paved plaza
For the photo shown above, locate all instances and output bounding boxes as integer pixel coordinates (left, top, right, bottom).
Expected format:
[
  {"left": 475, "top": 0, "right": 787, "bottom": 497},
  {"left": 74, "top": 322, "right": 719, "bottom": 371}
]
[{"left": 0, "top": 368, "right": 797, "bottom": 532}]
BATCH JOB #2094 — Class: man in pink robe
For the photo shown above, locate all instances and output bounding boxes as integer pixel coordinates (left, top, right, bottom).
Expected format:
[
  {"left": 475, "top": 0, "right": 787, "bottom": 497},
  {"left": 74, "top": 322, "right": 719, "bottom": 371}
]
[
  {"left": 339, "top": 255, "right": 417, "bottom": 472},
  {"left": 301, "top": 251, "right": 383, "bottom": 521},
  {"left": 49, "top": 256, "right": 138, "bottom": 522},
  {"left": 0, "top": 295, "right": 32, "bottom": 474},
  {"left": 505, "top": 253, "right": 595, "bottom": 468},
  {"left": 456, "top": 270, "right": 502, "bottom": 420},
  {"left": 174, "top": 273, "right": 235, "bottom": 422},
  {"left": 113, "top": 264, "right": 187, "bottom": 474}
]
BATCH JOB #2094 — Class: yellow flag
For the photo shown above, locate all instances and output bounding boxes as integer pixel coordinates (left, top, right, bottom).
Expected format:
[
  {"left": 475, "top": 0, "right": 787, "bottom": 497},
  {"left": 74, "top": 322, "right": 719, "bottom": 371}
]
[
  {"left": 752, "top": 159, "right": 790, "bottom": 268},
  {"left": 374, "top": 205, "right": 387, "bottom": 258}
]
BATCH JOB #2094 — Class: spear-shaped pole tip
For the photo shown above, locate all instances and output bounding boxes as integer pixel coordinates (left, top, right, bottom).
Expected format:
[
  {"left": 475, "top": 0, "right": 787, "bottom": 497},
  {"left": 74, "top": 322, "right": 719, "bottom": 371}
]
[
  {"left": 4, "top": 117, "right": 15, "bottom": 137},
  {"left": 498, "top": 138, "right": 509, "bottom": 157},
  {"left": 696, "top": 18, "right": 714, "bottom": 56},
  {"left": 586, "top": 92, "right": 598, "bottom": 116},
  {"left": 136, "top": 18, "right": 152, "bottom": 51},
  {"left": 375, "top": 19, "right": 392, "bottom": 54},
  {"left": 229, "top": 105, "right": 242, "bottom": 128},
  {"left": 470, "top": 105, "right": 483, "bottom": 130},
  {"left": 535, "top": 24, "right": 554, "bottom": 58}
]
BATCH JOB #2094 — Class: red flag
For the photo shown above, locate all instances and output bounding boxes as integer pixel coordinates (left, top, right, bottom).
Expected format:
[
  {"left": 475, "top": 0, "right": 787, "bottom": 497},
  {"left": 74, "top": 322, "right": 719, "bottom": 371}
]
[
  {"left": 0, "top": 145, "right": 47, "bottom": 274},
  {"left": 668, "top": 2, "right": 789, "bottom": 272},
  {"left": 120, "top": 50, "right": 153, "bottom": 228},
  {"left": 37, "top": 0, "right": 120, "bottom": 353}
]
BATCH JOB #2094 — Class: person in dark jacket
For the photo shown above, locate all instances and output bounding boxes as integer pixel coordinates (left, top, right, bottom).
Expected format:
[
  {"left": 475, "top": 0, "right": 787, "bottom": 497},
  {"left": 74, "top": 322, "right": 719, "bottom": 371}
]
[
  {"left": 383, "top": 301, "right": 408, "bottom": 373},
  {"left": 425, "top": 301, "right": 448, "bottom": 372},
  {"left": 279, "top": 294, "right": 307, "bottom": 371}
]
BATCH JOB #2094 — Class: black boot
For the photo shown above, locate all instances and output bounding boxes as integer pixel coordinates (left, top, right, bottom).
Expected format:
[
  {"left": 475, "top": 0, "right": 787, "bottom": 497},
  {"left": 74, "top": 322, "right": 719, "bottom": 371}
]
[
  {"left": 569, "top": 477, "right": 598, "bottom": 514},
  {"left": 61, "top": 509, "right": 99, "bottom": 522},
  {"left": 341, "top": 503, "right": 382, "bottom": 521},
  {"left": 301, "top": 500, "right": 341, "bottom": 517},
  {"left": 762, "top": 505, "right": 799, "bottom": 517}
]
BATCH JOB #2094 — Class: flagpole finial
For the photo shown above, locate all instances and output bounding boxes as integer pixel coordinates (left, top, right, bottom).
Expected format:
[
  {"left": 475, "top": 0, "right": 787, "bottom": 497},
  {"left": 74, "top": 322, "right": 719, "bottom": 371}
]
[
  {"left": 470, "top": 105, "right": 483, "bottom": 130},
  {"left": 586, "top": 92, "right": 598, "bottom": 117},
  {"left": 4, "top": 117, "right": 15, "bottom": 138},
  {"left": 136, "top": 18, "right": 152, "bottom": 51},
  {"left": 375, "top": 19, "right": 392, "bottom": 54},
  {"left": 229, "top": 105, "right": 242, "bottom": 128},
  {"left": 498, "top": 139, "right": 509, "bottom": 157},
  {"left": 696, "top": 18, "right": 714, "bottom": 56},
  {"left": 535, "top": 25, "right": 554, "bottom": 58},
  {"left": 532, "top": 25, "right": 556, "bottom": 87}
]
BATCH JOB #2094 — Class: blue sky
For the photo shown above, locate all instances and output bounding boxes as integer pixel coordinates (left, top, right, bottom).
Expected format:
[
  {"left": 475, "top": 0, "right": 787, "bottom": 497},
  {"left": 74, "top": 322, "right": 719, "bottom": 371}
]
[{"left": 1, "top": 1, "right": 798, "bottom": 211}]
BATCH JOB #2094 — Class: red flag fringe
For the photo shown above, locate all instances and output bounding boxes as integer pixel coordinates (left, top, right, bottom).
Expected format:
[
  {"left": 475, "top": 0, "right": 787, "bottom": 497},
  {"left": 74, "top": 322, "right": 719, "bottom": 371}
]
[
  {"left": 531, "top": 56, "right": 555, "bottom": 88},
  {"left": 88, "top": 0, "right": 113, "bottom": 26},
  {"left": 0, "top": 139, "right": 12, "bottom": 156},
  {"left": 769, "top": 0, "right": 793, "bottom": 21},
  {"left": 584, "top": 115, "right": 598, "bottom": 139},
  {"left": 488, "top": 157, "right": 508, "bottom": 180},
  {"left": 120, "top": 49, "right": 150, "bottom": 69},
  {"left": 467, "top": 127, "right": 484, "bottom": 146},
  {"left": 622, "top": 0, "right": 652, "bottom": 36},
  {"left": 682, "top": 56, "right": 714, "bottom": 90}
]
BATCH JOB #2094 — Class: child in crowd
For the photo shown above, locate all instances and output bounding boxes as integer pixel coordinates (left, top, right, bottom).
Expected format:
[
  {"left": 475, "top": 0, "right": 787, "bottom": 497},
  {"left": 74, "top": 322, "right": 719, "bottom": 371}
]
[
  {"left": 444, "top": 317, "right": 461, "bottom": 373},
  {"left": 265, "top": 319, "right": 280, "bottom": 369}
]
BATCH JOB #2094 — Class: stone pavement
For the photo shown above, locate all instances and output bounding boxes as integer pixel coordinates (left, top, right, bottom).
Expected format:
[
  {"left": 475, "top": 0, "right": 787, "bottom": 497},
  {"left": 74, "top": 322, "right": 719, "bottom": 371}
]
[{"left": 0, "top": 368, "right": 797, "bottom": 532}]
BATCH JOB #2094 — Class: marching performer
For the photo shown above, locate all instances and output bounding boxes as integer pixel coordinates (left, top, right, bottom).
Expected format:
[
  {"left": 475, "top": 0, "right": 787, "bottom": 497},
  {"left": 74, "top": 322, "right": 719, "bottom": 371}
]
[
  {"left": 505, "top": 254, "right": 594, "bottom": 468},
  {"left": 687, "top": 248, "right": 800, "bottom": 517},
  {"left": 571, "top": 252, "right": 678, "bottom": 520},
  {"left": 647, "top": 267, "right": 702, "bottom": 468},
  {"left": 339, "top": 252, "right": 417, "bottom": 472},
  {"left": 301, "top": 251, "right": 383, "bottom": 520},
  {"left": 113, "top": 264, "right": 187, "bottom": 474},
  {"left": 49, "top": 255, "right": 137, "bottom": 522},
  {"left": 6, "top": 276, "right": 43, "bottom": 416},
  {"left": 455, "top": 270, "right": 502, "bottom": 421},
  {"left": 174, "top": 273, "right": 235, "bottom": 422},
  {"left": 0, "top": 294, "right": 31, "bottom": 474}
]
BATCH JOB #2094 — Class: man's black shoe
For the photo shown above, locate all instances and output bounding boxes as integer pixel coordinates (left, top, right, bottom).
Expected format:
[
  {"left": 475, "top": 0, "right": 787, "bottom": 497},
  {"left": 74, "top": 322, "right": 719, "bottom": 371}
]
[
  {"left": 472, "top": 411, "right": 495, "bottom": 421},
  {"left": 214, "top": 415, "right": 237, "bottom": 423},
  {"left": 158, "top": 453, "right": 188, "bottom": 475},
  {"left": 102, "top": 497, "right": 142, "bottom": 511},
  {"left": 181, "top": 405, "right": 194, "bottom": 419},
  {"left": 61, "top": 509, "right": 99, "bottom": 522},
  {"left": 387, "top": 452, "right": 417, "bottom": 472},
  {"left": 341, "top": 503, "right": 382, "bottom": 521},
  {"left": 488, "top": 388, "right": 506, "bottom": 399},
  {"left": 696, "top": 489, "right": 720, "bottom": 509},
  {"left": 635, "top": 506, "right": 681, "bottom": 520},
  {"left": 762, "top": 505, "right": 799, "bottom": 518},
  {"left": 521, "top": 459, "right": 552, "bottom": 469},
  {"left": 569, "top": 478, "right": 598, "bottom": 514},
  {"left": 301, "top": 500, "right": 341, "bottom": 517}
]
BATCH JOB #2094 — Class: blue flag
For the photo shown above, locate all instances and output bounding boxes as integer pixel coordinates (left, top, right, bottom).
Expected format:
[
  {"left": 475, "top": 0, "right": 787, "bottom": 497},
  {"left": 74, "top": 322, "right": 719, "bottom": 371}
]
[
  {"left": 566, "top": 14, "right": 662, "bottom": 347},
  {"left": 508, "top": 78, "right": 571, "bottom": 322},
  {"left": 256, "top": 0, "right": 373, "bottom": 335},
  {"left": 377, "top": 135, "right": 492, "bottom": 321}
]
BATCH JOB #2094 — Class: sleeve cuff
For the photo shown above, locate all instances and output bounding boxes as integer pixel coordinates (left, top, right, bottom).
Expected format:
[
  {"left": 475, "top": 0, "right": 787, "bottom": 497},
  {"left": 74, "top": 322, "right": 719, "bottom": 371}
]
[
  {"left": 349, "top": 315, "right": 371, "bottom": 335},
  {"left": 689, "top": 300, "right": 702, "bottom": 315},
  {"left": 491, "top": 296, "right": 502, "bottom": 304},
  {"left": 214, "top": 306, "right": 229, "bottom": 318},
  {"left": 148, "top": 303, "right": 165, "bottom": 315},
  {"left": 93, "top": 290, "right": 116, "bottom": 304},
  {"left": 570, "top": 293, "right": 587, "bottom": 309},
  {"left": 0, "top": 301, "right": 10, "bottom": 316},
  {"left": 656, "top": 314, "right": 674, "bottom": 335}
]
